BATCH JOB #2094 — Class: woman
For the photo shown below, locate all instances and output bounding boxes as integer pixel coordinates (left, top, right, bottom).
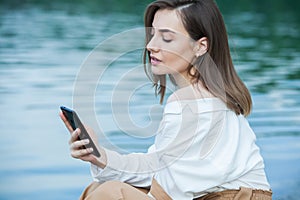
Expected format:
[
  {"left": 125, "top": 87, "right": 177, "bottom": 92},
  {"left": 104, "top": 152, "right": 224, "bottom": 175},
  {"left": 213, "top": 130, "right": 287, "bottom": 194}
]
[{"left": 60, "top": 0, "right": 272, "bottom": 199}]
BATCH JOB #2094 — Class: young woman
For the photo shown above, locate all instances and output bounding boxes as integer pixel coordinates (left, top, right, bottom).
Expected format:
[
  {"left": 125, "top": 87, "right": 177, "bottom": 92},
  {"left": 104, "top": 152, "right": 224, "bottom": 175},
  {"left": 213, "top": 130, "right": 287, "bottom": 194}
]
[{"left": 60, "top": 0, "right": 272, "bottom": 199}]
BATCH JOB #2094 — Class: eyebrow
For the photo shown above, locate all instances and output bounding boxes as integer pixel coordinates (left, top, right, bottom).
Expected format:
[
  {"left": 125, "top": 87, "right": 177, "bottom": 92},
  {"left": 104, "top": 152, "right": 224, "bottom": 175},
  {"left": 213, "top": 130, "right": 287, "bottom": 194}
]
[
  {"left": 158, "top": 29, "right": 176, "bottom": 34},
  {"left": 152, "top": 27, "right": 176, "bottom": 34}
]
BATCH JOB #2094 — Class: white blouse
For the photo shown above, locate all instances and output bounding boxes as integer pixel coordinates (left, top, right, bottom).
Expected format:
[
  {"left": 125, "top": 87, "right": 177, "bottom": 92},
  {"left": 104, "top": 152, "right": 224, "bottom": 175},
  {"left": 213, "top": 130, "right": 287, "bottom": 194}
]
[{"left": 91, "top": 98, "right": 270, "bottom": 199}]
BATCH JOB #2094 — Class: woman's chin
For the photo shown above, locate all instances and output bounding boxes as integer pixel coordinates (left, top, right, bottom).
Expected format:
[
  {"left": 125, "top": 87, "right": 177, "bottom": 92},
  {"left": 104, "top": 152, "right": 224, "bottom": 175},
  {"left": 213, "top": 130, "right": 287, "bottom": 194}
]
[{"left": 151, "top": 65, "right": 165, "bottom": 75}]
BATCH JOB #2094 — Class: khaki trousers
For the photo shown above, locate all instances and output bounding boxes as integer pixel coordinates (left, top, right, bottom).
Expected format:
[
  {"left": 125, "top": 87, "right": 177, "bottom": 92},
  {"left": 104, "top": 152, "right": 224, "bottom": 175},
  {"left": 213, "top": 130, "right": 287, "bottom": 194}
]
[
  {"left": 79, "top": 180, "right": 272, "bottom": 200},
  {"left": 79, "top": 181, "right": 152, "bottom": 200},
  {"left": 195, "top": 187, "right": 272, "bottom": 200}
]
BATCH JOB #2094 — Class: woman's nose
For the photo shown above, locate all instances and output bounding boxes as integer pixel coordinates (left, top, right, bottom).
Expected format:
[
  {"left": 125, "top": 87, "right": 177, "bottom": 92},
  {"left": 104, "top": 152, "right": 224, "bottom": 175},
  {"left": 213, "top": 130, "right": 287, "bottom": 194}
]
[{"left": 146, "top": 36, "right": 159, "bottom": 53}]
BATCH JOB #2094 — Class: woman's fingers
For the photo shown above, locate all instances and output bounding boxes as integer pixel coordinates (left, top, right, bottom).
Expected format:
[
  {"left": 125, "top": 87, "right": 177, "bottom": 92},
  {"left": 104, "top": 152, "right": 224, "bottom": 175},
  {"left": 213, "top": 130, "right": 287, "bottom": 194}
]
[
  {"left": 69, "top": 128, "right": 81, "bottom": 144},
  {"left": 71, "top": 147, "right": 94, "bottom": 159},
  {"left": 69, "top": 129, "right": 94, "bottom": 159},
  {"left": 70, "top": 138, "right": 89, "bottom": 150}
]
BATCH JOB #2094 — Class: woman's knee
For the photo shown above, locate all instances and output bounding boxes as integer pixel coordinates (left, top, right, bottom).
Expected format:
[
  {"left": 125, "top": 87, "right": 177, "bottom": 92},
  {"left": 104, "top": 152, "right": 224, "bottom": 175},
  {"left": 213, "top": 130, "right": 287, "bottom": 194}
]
[
  {"left": 101, "top": 180, "right": 125, "bottom": 189},
  {"left": 83, "top": 180, "right": 151, "bottom": 200},
  {"left": 91, "top": 180, "right": 124, "bottom": 198}
]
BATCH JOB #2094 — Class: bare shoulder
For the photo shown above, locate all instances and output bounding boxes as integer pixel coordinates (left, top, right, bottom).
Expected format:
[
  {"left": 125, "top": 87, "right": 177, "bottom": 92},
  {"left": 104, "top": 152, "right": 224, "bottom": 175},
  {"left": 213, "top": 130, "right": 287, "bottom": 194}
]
[{"left": 167, "top": 83, "right": 214, "bottom": 103}]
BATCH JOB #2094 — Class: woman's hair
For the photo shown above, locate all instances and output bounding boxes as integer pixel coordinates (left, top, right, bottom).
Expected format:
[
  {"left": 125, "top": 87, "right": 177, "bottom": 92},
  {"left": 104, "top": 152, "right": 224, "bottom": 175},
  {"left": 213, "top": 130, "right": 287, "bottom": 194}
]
[{"left": 143, "top": 0, "right": 252, "bottom": 116}]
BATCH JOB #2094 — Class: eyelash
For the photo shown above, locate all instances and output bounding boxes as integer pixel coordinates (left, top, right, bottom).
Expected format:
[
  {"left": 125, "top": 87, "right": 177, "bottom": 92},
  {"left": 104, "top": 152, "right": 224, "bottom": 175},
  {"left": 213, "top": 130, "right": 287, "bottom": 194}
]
[{"left": 162, "top": 37, "right": 172, "bottom": 43}]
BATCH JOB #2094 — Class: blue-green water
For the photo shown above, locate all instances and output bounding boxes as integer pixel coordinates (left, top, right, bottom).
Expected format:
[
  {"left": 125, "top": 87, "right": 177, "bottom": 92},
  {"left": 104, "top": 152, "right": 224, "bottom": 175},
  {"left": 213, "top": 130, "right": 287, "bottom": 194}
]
[{"left": 0, "top": 2, "right": 299, "bottom": 200}]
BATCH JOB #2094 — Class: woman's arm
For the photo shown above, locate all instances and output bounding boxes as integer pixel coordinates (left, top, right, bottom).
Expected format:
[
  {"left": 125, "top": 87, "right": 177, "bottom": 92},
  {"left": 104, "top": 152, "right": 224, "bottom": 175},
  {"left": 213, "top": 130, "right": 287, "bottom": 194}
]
[{"left": 60, "top": 111, "right": 157, "bottom": 187}]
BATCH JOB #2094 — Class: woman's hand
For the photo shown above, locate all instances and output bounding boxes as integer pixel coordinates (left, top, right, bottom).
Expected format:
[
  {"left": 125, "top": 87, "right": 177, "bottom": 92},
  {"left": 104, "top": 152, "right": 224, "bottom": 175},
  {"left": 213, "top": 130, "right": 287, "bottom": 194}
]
[
  {"left": 59, "top": 112, "right": 107, "bottom": 168},
  {"left": 68, "top": 127, "right": 96, "bottom": 161}
]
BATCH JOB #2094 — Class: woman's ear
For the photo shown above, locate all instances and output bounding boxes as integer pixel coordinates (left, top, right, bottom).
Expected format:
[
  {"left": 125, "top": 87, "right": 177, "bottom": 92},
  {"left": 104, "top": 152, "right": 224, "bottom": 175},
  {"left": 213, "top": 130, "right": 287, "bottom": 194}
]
[{"left": 194, "top": 37, "right": 208, "bottom": 57}]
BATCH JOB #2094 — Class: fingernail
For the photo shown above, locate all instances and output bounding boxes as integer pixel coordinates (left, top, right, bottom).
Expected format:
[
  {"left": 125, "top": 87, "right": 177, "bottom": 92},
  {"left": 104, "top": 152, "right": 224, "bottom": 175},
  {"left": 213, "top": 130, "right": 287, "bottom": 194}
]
[
  {"left": 89, "top": 148, "right": 93, "bottom": 152},
  {"left": 84, "top": 139, "right": 89, "bottom": 144}
]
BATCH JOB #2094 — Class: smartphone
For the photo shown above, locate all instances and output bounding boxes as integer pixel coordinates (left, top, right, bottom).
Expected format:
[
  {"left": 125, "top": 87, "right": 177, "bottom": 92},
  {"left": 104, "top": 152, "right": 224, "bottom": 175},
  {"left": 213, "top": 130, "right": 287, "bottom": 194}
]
[{"left": 60, "top": 106, "right": 101, "bottom": 157}]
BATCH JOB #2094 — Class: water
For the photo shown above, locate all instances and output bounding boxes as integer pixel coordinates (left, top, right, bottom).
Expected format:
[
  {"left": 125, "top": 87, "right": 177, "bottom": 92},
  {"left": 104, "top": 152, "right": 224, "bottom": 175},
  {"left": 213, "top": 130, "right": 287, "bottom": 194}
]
[{"left": 0, "top": 2, "right": 299, "bottom": 200}]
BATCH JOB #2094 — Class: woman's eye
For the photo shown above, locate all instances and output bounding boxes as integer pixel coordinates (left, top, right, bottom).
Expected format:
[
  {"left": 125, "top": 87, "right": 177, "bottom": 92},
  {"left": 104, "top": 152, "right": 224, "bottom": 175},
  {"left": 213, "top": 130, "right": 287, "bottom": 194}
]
[
  {"left": 162, "top": 33, "right": 173, "bottom": 43},
  {"left": 162, "top": 38, "right": 172, "bottom": 43}
]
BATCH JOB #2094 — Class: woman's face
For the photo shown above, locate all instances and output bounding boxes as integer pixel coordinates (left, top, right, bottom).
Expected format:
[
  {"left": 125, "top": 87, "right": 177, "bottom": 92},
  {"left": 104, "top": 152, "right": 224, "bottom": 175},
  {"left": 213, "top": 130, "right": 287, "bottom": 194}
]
[{"left": 146, "top": 9, "right": 196, "bottom": 78}]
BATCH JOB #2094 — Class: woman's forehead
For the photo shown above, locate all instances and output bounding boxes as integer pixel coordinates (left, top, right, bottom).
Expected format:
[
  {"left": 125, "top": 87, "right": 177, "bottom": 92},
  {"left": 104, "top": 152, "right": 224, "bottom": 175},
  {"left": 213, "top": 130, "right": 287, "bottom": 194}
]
[{"left": 152, "top": 9, "right": 189, "bottom": 36}]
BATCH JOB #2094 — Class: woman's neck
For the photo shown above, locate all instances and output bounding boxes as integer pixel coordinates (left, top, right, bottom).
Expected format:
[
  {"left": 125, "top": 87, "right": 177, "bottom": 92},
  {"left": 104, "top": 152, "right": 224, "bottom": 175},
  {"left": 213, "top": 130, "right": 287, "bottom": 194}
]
[{"left": 172, "top": 73, "right": 192, "bottom": 89}]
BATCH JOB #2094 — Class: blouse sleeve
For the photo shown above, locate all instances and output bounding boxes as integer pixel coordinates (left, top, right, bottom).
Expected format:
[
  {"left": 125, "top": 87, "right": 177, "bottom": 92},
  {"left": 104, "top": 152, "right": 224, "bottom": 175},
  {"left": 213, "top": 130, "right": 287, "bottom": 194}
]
[
  {"left": 89, "top": 100, "right": 214, "bottom": 187},
  {"left": 89, "top": 102, "right": 187, "bottom": 187},
  {"left": 90, "top": 144, "right": 160, "bottom": 187}
]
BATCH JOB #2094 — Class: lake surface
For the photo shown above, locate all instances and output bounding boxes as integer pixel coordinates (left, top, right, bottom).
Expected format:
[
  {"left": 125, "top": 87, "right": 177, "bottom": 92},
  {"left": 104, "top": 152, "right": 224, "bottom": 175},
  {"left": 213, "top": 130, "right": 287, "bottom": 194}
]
[{"left": 0, "top": 2, "right": 299, "bottom": 200}]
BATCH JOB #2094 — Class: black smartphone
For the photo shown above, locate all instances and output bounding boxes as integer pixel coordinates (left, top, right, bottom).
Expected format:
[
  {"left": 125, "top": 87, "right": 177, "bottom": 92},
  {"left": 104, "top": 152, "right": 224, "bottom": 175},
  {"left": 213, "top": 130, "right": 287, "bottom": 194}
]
[{"left": 60, "top": 106, "right": 101, "bottom": 157}]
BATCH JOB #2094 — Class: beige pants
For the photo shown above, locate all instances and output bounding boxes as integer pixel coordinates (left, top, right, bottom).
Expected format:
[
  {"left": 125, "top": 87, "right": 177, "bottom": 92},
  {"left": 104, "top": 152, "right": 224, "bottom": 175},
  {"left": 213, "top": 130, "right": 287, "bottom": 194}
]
[
  {"left": 196, "top": 187, "right": 272, "bottom": 200},
  {"left": 79, "top": 181, "right": 152, "bottom": 200},
  {"left": 79, "top": 180, "right": 272, "bottom": 200}
]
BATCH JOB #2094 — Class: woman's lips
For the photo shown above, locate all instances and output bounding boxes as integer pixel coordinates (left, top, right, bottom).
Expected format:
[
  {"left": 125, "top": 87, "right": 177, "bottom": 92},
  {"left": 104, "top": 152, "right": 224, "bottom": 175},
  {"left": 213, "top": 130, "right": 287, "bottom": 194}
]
[{"left": 150, "top": 56, "right": 162, "bottom": 66}]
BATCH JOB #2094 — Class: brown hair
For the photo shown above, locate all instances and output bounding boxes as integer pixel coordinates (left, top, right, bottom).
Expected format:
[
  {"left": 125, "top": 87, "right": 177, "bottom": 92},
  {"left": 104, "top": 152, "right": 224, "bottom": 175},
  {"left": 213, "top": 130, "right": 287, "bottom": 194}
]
[{"left": 143, "top": 0, "right": 252, "bottom": 116}]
